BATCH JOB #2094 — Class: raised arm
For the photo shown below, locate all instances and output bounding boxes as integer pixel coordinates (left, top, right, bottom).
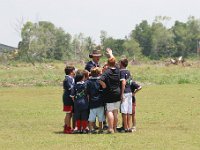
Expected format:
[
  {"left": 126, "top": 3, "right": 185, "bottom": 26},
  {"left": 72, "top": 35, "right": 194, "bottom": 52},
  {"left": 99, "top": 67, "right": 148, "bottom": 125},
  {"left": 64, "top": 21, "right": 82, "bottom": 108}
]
[{"left": 106, "top": 48, "right": 114, "bottom": 58}]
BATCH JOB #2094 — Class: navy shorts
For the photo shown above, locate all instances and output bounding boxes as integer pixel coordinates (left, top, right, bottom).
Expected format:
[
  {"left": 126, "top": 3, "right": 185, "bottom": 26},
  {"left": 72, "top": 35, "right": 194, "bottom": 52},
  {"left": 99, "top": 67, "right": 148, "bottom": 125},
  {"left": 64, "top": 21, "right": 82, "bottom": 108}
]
[{"left": 74, "top": 109, "right": 88, "bottom": 121}]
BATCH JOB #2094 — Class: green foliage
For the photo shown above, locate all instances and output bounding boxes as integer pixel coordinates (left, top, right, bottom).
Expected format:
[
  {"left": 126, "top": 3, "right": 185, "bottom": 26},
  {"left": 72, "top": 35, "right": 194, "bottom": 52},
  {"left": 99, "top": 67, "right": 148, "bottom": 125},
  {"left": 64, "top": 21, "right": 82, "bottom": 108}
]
[
  {"left": 18, "top": 21, "right": 96, "bottom": 64},
  {"left": 102, "top": 37, "right": 125, "bottom": 56},
  {"left": 150, "top": 22, "right": 175, "bottom": 59},
  {"left": 15, "top": 16, "right": 200, "bottom": 63},
  {"left": 131, "top": 20, "right": 152, "bottom": 56},
  {"left": 123, "top": 38, "right": 142, "bottom": 59},
  {"left": 129, "top": 16, "right": 200, "bottom": 59}
]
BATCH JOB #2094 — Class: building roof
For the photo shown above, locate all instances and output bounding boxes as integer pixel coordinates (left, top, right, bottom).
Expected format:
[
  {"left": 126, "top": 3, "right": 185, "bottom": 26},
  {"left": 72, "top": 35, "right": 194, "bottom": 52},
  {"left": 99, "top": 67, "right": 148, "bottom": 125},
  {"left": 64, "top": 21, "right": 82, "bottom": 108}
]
[{"left": 0, "top": 43, "right": 17, "bottom": 53}]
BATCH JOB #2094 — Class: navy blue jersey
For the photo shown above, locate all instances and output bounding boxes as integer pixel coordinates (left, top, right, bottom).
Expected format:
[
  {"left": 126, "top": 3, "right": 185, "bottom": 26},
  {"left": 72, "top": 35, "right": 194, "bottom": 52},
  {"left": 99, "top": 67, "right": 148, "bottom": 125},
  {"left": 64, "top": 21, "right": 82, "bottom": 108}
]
[
  {"left": 85, "top": 61, "right": 100, "bottom": 72},
  {"left": 130, "top": 82, "right": 140, "bottom": 103},
  {"left": 120, "top": 69, "right": 132, "bottom": 93},
  {"left": 71, "top": 81, "right": 89, "bottom": 111},
  {"left": 87, "top": 77, "right": 104, "bottom": 109},
  {"left": 63, "top": 75, "right": 74, "bottom": 106},
  {"left": 100, "top": 67, "right": 121, "bottom": 103}
]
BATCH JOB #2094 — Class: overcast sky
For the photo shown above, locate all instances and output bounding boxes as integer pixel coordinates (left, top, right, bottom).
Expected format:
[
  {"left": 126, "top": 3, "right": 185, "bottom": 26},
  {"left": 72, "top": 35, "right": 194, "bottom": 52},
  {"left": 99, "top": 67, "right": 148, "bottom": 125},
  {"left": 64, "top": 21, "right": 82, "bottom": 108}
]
[{"left": 0, "top": 0, "right": 200, "bottom": 47}]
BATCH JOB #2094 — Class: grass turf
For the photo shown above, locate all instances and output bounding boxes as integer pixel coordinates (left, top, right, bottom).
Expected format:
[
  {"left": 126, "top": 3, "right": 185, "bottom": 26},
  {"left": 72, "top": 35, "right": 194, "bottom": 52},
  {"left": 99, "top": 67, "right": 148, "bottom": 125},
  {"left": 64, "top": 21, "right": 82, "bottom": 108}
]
[{"left": 0, "top": 84, "right": 200, "bottom": 150}]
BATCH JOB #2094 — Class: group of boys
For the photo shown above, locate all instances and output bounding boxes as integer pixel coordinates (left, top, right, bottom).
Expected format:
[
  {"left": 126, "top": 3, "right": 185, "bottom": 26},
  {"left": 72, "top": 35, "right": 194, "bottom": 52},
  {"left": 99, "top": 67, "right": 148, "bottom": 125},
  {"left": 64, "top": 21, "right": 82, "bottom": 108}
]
[{"left": 62, "top": 49, "right": 142, "bottom": 134}]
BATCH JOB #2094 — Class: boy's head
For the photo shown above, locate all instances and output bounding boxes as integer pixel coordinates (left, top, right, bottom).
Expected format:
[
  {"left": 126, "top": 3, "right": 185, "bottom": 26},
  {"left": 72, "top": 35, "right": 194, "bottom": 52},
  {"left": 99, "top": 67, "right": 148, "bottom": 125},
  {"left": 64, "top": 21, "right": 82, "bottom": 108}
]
[
  {"left": 65, "top": 66, "right": 75, "bottom": 76},
  {"left": 82, "top": 70, "right": 89, "bottom": 80},
  {"left": 75, "top": 70, "right": 84, "bottom": 83},
  {"left": 102, "top": 63, "right": 108, "bottom": 73},
  {"left": 90, "top": 67, "right": 102, "bottom": 77},
  {"left": 107, "top": 57, "right": 116, "bottom": 67},
  {"left": 120, "top": 58, "right": 128, "bottom": 68}
]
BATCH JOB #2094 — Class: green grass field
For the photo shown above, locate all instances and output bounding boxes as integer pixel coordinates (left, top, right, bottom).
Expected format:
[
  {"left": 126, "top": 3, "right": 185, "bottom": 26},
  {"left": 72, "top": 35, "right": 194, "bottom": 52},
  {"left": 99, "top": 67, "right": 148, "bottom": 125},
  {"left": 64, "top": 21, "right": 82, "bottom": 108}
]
[
  {"left": 0, "top": 85, "right": 200, "bottom": 150},
  {"left": 1, "top": 61, "right": 200, "bottom": 87}
]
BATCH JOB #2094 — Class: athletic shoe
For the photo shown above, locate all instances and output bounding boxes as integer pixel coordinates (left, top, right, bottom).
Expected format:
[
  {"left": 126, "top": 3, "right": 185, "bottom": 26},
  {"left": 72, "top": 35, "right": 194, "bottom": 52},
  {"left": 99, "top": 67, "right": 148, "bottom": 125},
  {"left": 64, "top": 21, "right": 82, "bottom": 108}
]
[
  {"left": 73, "top": 129, "right": 81, "bottom": 134},
  {"left": 63, "top": 126, "right": 73, "bottom": 134},
  {"left": 131, "top": 127, "right": 136, "bottom": 132},
  {"left": 94, "top": 125, "right": 99, "bottom": 130},
  {"left": 116, "top": 126, "right": 124, "bottom": 132},
  {"left": 103, "top": 125, "right": 108, "bottom": 130},
  {"left": 82, "top": 129, "right": 89, "bottom": 134},
  {"left": 98, "top": 129, "right": 104, "bottom": 134},
  {"left": 88, "top": 129, "right": 97, "bottom": 134}
]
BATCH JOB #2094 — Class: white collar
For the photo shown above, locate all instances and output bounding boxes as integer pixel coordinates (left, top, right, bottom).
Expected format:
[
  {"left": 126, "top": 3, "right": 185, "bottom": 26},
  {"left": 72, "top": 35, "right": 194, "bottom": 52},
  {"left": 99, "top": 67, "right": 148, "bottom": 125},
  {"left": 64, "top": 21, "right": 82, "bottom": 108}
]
[
  {"left": 66, "top": 75, "right": 74, "bottom": 79},
  {"left": 89, "top": 76, "right": 100, "bottom": 80},
  {"left": 120, "top": 68, "right": 127, "bottom": 71},
  {"left": 76, "top": 81, "right": 85, "bottom": 84},
  {"left": 92, "top": 61, "right": 98, "bottom": 65}
]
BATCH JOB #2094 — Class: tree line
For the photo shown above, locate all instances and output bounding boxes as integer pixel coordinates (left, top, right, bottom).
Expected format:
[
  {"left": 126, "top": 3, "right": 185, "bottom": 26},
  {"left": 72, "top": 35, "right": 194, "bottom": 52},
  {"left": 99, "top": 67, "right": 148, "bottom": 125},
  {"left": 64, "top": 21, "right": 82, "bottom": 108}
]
[{"left": 17, "top": 16, "right": 200, "bottom": 64}]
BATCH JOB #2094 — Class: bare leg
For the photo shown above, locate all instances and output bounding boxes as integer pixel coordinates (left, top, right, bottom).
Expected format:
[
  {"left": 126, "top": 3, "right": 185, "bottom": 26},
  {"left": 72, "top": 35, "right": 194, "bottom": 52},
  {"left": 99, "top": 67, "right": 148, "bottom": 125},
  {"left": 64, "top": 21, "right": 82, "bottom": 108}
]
[
  {"left": 89, "top": 122, "right": 94, "bottom": 131},
  {"left": 65, "top": 113, "right": 72, "bottom": 127},
  {"left": 122, "top": 113, "right": 128, "bottom": 130},
  {"left": 113, "top": 109, "right": 118, "bottom": 132},
  {"left": 132, "top": 114, "right": 136, "bottom": 127},
  {"left": 107, "top": 111, "right": 114, "bottom": 132},
  {"left": 99, "top": 122, "right": 103, "bottom": 130},
  {"left": 127, "top": 114, "right": 132, "bottom": 129}
]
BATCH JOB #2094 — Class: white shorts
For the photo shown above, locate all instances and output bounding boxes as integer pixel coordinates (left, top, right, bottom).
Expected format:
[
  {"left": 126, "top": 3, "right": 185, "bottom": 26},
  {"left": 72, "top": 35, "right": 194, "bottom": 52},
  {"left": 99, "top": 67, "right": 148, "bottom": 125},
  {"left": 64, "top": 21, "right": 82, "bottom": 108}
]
[
  {"left": 121, "top": 93, "right": 132, "bottom": 114},
  {"left": 106, "top": 101, "right": 120, "bottom": 112},
  {"left": 88, "top": 107, "right": 105, "bottom": 122}
]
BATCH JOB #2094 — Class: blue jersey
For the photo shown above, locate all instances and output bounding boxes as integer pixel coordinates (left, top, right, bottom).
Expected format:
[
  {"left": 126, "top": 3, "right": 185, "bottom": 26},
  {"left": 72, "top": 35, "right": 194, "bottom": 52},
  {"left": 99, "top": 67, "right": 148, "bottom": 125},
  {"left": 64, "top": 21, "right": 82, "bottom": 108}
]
[
  {"left": 130, "top": 82, "right": 141, "bottom": 103},
  {"left": 71, "top": 81, "right": 89, "bottom": 111},
  {"left": 63, "top": 75, "right": 74, "bottom": 106},
  {"left": 87, "top": 77, "right": 104, "bottom": 109},
  {"left": 85, "top": 61, "right": 100, "bottom": 72},
  {"left": 120, "top": 69, "right": 132, "bottom": 93}
]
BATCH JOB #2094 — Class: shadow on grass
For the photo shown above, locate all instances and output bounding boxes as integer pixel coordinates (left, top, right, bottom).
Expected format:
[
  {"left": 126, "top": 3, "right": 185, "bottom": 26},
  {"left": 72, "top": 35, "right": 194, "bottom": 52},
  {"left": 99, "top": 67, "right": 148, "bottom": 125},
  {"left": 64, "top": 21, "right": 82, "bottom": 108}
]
[{"left": 53, "top": 131, "right": 65, "bottom": 134}]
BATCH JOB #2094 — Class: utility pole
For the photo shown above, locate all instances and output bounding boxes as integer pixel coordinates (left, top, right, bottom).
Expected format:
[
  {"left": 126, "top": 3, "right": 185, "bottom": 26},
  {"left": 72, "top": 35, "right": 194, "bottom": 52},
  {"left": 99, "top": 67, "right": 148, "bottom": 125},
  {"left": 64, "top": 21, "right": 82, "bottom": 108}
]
[{"left": 197, "top": 40, "right": 200, "bottom": 59}]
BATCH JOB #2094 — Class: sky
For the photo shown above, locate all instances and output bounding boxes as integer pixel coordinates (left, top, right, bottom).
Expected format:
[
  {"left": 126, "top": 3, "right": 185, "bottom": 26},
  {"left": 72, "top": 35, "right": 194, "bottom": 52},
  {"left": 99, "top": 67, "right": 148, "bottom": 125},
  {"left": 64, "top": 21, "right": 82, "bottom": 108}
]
[{"left": 0, "top": 0, "right": 200, "bottom": 47}]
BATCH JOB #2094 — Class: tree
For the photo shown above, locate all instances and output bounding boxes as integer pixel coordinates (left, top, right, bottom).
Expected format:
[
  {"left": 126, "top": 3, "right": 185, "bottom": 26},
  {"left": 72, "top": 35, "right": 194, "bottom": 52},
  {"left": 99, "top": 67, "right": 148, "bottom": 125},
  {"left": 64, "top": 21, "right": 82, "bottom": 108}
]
[
  {"left": 131, "top": 20, "right": 152, "bottom": 56},
  {"left": 100, "top": 30, "right": 108, "bottom": 46},
  {"left": 18, "top": 21, "right": 73, "bottom": 63},
  {"left": 103, "top": 37, "right": 125, "bottom": 56},
  {"left": 123, "top": 38, "right": 141, "bottom": 59},
  {"left": 53, "top": 28, "right": 72, "bottom": 60},
  {"left": 186, "top": 16, "right": 200, "bottom": 56},
  {"left": 71, "top": 33, "right": 95, "bottom": 60},
  {"left": 172, "top": 21, "right": 188, "bottom": 56},
  {"left": 150, "top": 21, "right": 175, "bottom": 59}
]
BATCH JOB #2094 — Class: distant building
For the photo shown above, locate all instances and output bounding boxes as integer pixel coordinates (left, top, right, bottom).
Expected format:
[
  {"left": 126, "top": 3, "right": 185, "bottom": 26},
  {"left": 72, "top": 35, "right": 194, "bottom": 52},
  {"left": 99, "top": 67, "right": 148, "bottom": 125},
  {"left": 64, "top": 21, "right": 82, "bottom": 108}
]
[{"left": 0, "top": 43, "right": 17, "bottom": 53}]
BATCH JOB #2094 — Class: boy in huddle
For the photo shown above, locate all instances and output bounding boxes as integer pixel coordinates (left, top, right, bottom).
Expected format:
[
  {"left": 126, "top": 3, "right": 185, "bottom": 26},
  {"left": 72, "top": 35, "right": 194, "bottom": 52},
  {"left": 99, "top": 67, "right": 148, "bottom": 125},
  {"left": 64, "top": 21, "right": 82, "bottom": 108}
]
[
  {"left": 87, "top": 67, "right": 105, "bottom": 134},
  {"left": 63, "top": 66, "right": 75, "bottom": 134},
  {"left": 71, "top": 70, "right": 89, "bottom": 134},
  {"left": 120, "top": 58, "right": 133, "bottom": 132},
  {"left": 130, "top": 81, "right": 142, "bottom": 131}
]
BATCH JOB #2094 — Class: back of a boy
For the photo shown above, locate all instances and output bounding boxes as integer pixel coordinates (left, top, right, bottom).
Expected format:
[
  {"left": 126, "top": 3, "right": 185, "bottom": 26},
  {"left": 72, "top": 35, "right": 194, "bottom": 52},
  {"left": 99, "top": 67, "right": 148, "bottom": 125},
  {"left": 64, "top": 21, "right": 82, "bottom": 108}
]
[
  {"left": 63, "top": 75, "right": 74, "bottom": 108},
  {"left": 87, "top": 67, "right": 105, "bottom": 132},
  {"left": 130, "top": 81, "right": 141, "bottom": 104},
  {"left": 130, "top": 81, "right": 142, "bottom": 131},
  {"left": 72, "top": 82, "right": 88, "bottom": 111},
  {"left": 120, "top": 68, "right": 133, "bottom": 115},
  {"left": 87, "top": 76, "right": 104, "bottom": 109}
]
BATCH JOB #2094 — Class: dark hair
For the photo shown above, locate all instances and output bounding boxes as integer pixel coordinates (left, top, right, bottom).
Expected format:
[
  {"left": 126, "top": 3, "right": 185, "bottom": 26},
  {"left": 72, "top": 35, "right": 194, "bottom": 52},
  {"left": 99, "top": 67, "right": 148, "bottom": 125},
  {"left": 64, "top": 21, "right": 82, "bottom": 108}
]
[
  {"left": 64, "top": 66, "right": 75, "bottom": 75},
  {"left": 75, "top": 70, "right": 84, "bottom": 83},
  {"left": 120, "top": 58, "right": 128, "bottom": 67}
]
